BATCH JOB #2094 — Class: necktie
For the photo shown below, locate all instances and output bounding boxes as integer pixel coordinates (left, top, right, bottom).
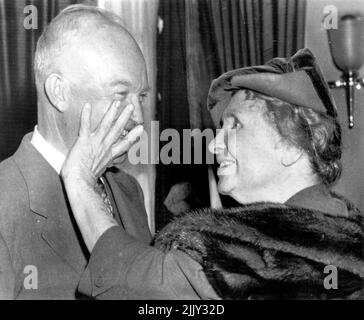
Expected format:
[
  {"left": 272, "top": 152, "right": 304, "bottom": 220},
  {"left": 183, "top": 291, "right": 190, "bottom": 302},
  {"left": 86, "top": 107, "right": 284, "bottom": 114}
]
[{"left": 95, "top": 177, "right": 115, "bottom": 219}]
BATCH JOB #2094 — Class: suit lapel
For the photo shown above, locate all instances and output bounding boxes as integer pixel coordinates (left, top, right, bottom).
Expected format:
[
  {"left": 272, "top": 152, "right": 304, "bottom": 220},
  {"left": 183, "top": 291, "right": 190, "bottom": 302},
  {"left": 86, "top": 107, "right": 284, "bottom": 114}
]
[
  {"left": 104, "top": 170, "right": 152, "bottom": 243},
  {"left": 40, "top": 185, "right": 89, "bottom": 274},
  {"left": 13, "top": 133, "right": 88, "bottom": 274}
]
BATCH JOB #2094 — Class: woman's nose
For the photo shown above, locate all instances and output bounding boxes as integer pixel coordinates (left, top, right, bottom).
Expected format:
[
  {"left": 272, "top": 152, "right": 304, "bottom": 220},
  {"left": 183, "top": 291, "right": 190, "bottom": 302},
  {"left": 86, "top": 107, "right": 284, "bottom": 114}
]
[{"left": 208, "top": 129, "right": 226, "bottom": 155}]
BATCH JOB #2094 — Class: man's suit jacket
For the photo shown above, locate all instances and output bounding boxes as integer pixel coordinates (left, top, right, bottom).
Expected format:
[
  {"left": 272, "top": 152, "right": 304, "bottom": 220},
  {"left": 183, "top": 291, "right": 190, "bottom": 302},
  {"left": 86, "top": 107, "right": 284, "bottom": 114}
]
[{"left": 0, "top": 133, "right": 151, "bottom": 299}]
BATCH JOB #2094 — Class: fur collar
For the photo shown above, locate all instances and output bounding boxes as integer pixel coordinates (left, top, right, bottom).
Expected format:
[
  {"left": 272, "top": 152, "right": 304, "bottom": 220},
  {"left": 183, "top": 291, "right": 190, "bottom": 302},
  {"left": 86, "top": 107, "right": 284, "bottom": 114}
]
[{"left": 154, "top": 201, "right": 364, "bottom": 299}]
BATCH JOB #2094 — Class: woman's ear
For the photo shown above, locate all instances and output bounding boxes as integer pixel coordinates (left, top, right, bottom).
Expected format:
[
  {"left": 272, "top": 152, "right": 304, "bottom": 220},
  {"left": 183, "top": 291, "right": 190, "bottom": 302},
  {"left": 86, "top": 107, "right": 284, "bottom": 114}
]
[
  {"left": 281, "top": 144, "right": 304, "bottom": 167},
  {"left": 44, "top": 73, "right": 69, "bottom": 112}
]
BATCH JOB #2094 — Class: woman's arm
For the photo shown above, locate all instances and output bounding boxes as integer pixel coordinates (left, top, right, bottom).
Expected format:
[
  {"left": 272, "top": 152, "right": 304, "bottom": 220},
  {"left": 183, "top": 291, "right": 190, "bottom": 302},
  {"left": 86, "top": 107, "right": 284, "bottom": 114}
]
[
  {"left": 61, "top": 101, "right": 143, "bottom": 251},
  {"left": 61, "top": 100, "right": 219, "bottom": 300}
]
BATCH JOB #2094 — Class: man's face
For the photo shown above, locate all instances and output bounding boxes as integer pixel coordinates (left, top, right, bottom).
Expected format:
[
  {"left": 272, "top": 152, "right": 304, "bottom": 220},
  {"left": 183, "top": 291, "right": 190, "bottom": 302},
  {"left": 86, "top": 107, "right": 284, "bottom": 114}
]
[
  {"left": 62, "top": 30, "right": 149, "bottom": 165},
  {"left": 208, "top": 90, "right": 286, "bottom": 203}
]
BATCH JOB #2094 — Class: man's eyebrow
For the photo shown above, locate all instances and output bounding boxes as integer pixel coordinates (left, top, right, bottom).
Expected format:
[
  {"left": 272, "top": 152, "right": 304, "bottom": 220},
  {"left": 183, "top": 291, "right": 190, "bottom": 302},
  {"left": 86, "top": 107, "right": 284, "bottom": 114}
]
[
  {"left": 140, "top": 86, "right": 151, "bottom": 93},
  {"left": 109, "top": 80, "right": 132, "bottom": 87},
  {"left": 109, "top": 80, "right": 151, "bottom": 93}
]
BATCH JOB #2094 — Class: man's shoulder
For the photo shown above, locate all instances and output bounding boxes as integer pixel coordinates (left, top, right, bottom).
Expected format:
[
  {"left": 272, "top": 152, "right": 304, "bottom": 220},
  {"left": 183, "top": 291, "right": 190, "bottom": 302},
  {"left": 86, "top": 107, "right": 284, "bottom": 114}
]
[
  {"left": 0, "top": 133, "right": 34, "bottom": 190},
  {"left": 0, "top": 136, "right": 34, "bottom": 222},
  {"left": 0, "top": 157, "right": 30, "bottom": 243},
  {"left": 0, "top": 155, "right": 28, "bottom": 197},
  {"left": 0, "top": 132, "right": 33, "bottom": 173}
]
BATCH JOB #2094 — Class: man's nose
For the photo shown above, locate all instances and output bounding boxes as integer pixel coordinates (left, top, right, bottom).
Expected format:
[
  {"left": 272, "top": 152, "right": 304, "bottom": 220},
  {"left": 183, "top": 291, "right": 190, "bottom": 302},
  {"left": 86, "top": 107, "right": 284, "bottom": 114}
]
[
  {"left": 127, "top": 95, "right": 144, "bottom": 129},
  {"left": 208, "top": 128, "right": 227, "bottom": 155}
]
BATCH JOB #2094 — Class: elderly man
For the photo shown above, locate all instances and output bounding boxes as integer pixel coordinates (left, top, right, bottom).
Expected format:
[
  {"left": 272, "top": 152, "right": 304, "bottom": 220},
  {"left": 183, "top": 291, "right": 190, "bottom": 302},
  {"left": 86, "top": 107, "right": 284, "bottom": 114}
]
[
  {"left": 0, "top": 5, "right": 148, "bottom": 299},
  {"left": 62, "top": 48, "right": 364, "bottom": 299}
]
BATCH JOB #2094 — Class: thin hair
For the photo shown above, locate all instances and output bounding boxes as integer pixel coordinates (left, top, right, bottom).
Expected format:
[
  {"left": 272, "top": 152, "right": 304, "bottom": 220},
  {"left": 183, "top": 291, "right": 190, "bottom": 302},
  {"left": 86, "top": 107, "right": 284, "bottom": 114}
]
[{"left": 34, "top": 4, "right": 125, "bottom": 91}]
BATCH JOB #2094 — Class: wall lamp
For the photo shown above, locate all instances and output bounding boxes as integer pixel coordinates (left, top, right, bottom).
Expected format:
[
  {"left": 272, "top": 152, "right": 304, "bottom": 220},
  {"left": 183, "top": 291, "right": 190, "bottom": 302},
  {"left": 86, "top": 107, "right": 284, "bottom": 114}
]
[{"left": 327, "top": 14, "right": 364, "bottom": 128}]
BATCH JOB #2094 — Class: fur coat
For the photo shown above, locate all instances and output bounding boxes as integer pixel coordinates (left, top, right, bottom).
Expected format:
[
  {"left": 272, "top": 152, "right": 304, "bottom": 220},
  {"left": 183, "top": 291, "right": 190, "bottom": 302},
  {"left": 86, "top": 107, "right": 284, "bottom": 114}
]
[{"left": 154, "top": 195, "right": 364, "bottom": 299}]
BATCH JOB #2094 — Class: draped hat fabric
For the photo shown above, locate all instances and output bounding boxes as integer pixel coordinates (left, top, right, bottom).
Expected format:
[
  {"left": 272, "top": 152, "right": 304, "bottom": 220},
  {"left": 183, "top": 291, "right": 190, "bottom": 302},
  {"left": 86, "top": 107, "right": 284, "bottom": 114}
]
[{"left": 207, "top": 48, "right": 337, "bottom": 127}]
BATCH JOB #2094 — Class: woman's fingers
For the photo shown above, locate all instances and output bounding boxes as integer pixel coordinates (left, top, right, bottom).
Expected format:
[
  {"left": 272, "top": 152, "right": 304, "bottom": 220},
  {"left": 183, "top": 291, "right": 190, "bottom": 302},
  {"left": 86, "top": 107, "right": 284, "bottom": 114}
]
[
  {"left": 112, "top": 125, "right": 144, "bottom": 158},
  {"left": 72, "top": 100, "right": 140, "bottom": 178},
  {"left": 103, "top": 103, "right": 135, "bottom": 147},
  {"left": 95, "top": 100, "right": 122, "bottom": 141},
  {"left": 79, "top": 103, "right": 92, "bottom": 138}
]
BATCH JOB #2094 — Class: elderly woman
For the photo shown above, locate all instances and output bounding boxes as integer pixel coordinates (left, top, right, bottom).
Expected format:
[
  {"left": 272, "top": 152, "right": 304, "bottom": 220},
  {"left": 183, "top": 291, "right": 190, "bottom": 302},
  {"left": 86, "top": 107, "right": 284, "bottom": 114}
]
[{"left": 62, "top": 48, "right": 363, "bottom": 299}]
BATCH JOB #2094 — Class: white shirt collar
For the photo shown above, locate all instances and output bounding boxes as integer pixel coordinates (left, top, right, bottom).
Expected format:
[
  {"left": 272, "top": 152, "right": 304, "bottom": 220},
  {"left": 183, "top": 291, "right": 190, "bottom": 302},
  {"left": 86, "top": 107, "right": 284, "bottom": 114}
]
[{"left": 30, "top": 126, "right": 66, "bottom": 175}]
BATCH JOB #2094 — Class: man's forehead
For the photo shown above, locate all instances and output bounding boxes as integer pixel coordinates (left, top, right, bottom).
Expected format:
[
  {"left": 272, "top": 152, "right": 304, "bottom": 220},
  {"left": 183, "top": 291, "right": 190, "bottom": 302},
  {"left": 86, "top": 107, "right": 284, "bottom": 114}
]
[
  {"left": 66, "top": 28, "right": 146, "bottom": 72},
  {"left": 103, "top": 43, "right": 147, "bottom": 88},
  {"left": 84, "top": 43, "right": 147, "bottom": 91},
  {"left": 107, "top": 69, "right": 149, "bottom": 91}
]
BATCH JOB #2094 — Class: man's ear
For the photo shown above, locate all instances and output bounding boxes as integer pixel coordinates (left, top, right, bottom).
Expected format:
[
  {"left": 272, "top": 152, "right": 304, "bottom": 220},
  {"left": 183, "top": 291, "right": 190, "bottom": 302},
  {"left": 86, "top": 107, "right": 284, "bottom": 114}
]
[
  {"left": 44, "top": 74, "right": 69, "bottom": 112},
  {"left": 281, "top": 144, "right": 304, "bottom": 167}
]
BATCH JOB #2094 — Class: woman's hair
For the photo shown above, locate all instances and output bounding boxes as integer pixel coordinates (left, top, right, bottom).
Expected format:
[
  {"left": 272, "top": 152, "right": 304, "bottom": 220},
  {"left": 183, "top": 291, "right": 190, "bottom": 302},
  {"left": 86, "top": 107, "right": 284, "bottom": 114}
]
[{"left": 248, "top": 90, "right": 342, "bottom": 186}]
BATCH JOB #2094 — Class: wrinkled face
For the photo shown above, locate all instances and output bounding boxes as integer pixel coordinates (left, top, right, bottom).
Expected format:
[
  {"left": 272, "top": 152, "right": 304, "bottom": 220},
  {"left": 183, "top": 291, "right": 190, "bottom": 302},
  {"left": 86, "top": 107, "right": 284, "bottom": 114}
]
[
  {"left": 61, "top": 29, "right": 149, "bottom": 164},
  {"left": 208, "top": 90, "right": 287, "bottom": 203}
]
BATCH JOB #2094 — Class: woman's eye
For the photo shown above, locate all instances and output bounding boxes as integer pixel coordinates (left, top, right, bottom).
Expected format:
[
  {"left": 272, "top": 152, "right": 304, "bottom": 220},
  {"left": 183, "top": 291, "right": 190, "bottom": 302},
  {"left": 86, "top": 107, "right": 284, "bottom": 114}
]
[{"left": 232, "top": 120, "right": 242, "bottom": 129}]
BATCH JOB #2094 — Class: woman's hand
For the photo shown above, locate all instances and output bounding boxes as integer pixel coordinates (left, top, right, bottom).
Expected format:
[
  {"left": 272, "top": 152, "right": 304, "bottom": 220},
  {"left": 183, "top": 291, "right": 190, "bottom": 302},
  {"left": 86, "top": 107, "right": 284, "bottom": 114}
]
[
  {"left": 61, "top": 100, "right": 144, "bottom": 251},
  {"left": 61, "top": 100, "right": 144, "bottom": 187}
]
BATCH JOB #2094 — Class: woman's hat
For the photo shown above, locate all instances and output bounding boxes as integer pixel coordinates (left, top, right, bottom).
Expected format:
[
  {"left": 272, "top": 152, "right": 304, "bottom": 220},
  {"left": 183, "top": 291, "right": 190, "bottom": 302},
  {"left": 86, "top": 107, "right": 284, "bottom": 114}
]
[{"left": 207, "top": 48, "right": 337, "bottom": 127}]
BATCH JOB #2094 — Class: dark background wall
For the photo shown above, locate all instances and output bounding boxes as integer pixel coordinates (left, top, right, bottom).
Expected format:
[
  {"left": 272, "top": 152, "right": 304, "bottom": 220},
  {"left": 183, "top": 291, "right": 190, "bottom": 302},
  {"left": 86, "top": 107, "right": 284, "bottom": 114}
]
[{"left": 0, "top": 0, "right": 96, "bottom": 162}]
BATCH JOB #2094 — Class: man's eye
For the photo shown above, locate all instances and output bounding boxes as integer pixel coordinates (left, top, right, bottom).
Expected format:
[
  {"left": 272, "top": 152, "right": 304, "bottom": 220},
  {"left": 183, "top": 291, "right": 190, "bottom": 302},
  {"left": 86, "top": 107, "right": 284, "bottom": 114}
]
[
  {"left": 115, "top": 92, "right": 128, "bottom": 99},
  {"left": 139, "top": 93, "right": 148, "bottom": 104}
]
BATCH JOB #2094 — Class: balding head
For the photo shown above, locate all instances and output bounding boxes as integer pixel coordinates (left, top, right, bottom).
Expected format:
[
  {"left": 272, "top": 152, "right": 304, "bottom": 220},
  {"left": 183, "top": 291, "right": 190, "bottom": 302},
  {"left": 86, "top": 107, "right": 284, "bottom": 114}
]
[
  {"left": 34, "top": 5, "right": 148, "bottom": 160},
  {"left": 34, "top": 4, "right": 138, "bottom": 89}
]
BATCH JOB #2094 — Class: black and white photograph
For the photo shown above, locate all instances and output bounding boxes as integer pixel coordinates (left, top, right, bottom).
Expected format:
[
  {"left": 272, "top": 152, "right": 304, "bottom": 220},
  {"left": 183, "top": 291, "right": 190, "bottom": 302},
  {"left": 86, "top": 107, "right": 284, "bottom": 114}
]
[{"left": 0, "top": 0, "right": 363, "bottom": 303}]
